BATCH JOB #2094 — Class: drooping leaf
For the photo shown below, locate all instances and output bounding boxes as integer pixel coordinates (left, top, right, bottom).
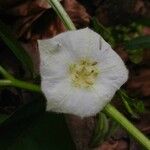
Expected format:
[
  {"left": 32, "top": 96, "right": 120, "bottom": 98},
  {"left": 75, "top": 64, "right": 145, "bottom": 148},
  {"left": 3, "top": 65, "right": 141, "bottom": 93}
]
[
  {"left": 0, "top": 20, "right": 34, "bottom": 75},
  {"left": 125, "top": 36, "right": 150, "bottom": 50}
]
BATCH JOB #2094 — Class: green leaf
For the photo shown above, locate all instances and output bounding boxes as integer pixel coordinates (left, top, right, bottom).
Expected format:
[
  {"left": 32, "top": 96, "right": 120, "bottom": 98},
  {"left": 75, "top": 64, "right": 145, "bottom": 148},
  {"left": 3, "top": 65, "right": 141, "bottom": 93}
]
[
  {"left": 0, "top": 20, "right": 34, "bottom": 75},
  {"left": 91, "top": 17, "right": 115, "bottom": 46},
  {"left": 128, "top": 49, "right": 143, "bottom": 64},
  {"left": 125, "top": 36, "right": 150, "bottom": 50},
  {"left": 0, "top": 114, "right": 9, "bottom": 124},
  {"left": 106, "top": 120, "right": 119, "bottom": 138},
  {"left": 118, "top": 90, "right": 145, "bottom": 118},
  {"left": 134, "top": 18, "right": 150, "bottom": 26},
  {"left": 91, "top": 17, "right": 110, "bottom": 35},
  {"left": 133, "top": 100, "right": 145, "bottom": 113},
  {"left": 0, "top": 113, "right": 75, "bottom": 150},
  {"left": 91, "top": 112, "right": 109, "bottom": 147}
]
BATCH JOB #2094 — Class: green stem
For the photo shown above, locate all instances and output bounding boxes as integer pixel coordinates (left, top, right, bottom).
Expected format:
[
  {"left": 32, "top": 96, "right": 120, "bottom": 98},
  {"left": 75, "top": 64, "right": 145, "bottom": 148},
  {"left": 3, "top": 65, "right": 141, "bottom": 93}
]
[
  {"left": 12, "top": 79, "right": 41, "bottom": 92},
  {"left": 0, "top": 66, "right": 14, "bottom": 80},
  {"left": 47, "top": 0, "right": 76, "bottom": 30},
  {"left": 0, "top": 80, "right": 12, "bottom": 86},
  {"left": 104, "top": 104, "right": 150, "bottom": 150},
  {"left": 48, "top": 0, "right": 150, "bottom": 149},
  {"left": 0, "top": 66, "right": 41, "bottom": 92},
  {"left": 0, "top": 79, "right": 41, "bottom": 93}
]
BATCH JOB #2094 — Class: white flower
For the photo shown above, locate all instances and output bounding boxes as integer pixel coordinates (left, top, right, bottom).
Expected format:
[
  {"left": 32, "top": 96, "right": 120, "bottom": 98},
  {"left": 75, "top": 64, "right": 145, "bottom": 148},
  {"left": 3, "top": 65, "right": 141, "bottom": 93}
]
[{"left": 38, "top": 28, "right": 128, "bottom": 117}]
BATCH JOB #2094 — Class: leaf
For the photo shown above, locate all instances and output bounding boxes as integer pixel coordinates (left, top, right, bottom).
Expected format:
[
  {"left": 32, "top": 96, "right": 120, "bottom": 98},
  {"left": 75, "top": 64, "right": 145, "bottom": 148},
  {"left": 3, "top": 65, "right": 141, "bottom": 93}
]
[
  {"left": 0, "top": 113, "right": 75, "bottom": 150},
  {"left": 133, "top": 101, "right": 145, "bottom": 113},
  {"left": 118, "top": 90, "right": 145, "bottom": 118},
  {"left": 91, "top": 112, "right": 109, "bottom": 147},
  {"left": 106, "top": 120, "right": 119, "bottom": 138},
  {"left": 0, "top": 20, "right": 34, "bottom": 75},
  {"left": 91, "top": 17, "right": 115, "bottom": 46},
  {"left": 128, "top": 49, "right": 143, "bottom": 64},
  {"left": 0, "top": 114, "right": 9, "bottom": 124},
  {"left": 134, "top": 18, "right": 150, "bottom": 26},
  {"left": 125, "top": 36, "right": 150, "bottom": 50},
  {"left": 91, "top": 17, "right": 110, "bottom": 35}
]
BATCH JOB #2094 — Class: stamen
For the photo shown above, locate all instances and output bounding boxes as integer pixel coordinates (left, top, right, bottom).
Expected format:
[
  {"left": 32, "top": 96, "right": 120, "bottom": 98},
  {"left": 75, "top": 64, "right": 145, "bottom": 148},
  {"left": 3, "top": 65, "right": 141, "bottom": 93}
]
[{"left": 69, "top": 58, "right": 99, "bottom": 88}]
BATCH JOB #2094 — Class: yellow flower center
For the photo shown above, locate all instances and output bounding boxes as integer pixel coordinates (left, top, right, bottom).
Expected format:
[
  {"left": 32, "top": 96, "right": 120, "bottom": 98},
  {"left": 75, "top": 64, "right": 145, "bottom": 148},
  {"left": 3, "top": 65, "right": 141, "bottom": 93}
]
[{"left": 69, "top": 58, "right": 99, "bottom": 88}]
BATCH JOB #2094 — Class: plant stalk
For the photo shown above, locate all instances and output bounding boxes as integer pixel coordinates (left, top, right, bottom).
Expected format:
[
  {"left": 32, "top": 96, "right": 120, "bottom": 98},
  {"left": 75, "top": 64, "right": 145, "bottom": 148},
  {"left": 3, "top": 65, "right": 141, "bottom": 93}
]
[
  {"left": 103, "top": 104, "right": 150, "bottom": 150},
  {"left": 0, "top": 66, "right": 41, "bottom": 92},
  {"left": 12, "top": 79, "right": 41, "bottom": 92},
  {"left": 0, "top": 66, "right": 14, "bottom": 80},
  {"left": 48, "top": 0, "right": 150, "bottom": 149},
  {"left": 47, "top": 0, "right": 76, "bottom": 30},
  {"left": 0, "top": 79, "right": 41, "bottom": 92}
]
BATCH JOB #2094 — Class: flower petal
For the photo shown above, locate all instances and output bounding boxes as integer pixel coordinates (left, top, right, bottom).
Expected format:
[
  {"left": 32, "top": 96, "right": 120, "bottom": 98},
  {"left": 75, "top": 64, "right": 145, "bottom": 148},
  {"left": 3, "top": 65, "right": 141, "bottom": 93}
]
[
  {"left": 96, "top": 41, "right": 128, "bottom": 89},
  {"left": 42, "top": 78, "right": 104, "bottom": 117},
  {"left": 39, "top": 28, "right": 129, "bottom": 117},
  {"left": 49, "top": 28, "right": 101, "bottom": 59},
  {"left": 38, "top": 39, "right": 75, "bottom": 79}
]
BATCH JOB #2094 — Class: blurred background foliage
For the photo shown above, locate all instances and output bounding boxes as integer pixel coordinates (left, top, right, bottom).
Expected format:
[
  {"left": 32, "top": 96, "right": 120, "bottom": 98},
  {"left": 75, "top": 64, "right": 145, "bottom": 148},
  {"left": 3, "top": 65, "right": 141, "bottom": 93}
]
[{"left": 0, "top": 0, "right": 149, "bottom": 150}]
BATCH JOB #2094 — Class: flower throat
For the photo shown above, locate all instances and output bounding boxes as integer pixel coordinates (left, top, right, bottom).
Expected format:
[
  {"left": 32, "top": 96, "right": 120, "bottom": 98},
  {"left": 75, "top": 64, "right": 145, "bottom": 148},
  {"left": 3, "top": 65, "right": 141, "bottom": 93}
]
[{"left": 69, "top": 58, "right": 99, "bottom": 88}]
